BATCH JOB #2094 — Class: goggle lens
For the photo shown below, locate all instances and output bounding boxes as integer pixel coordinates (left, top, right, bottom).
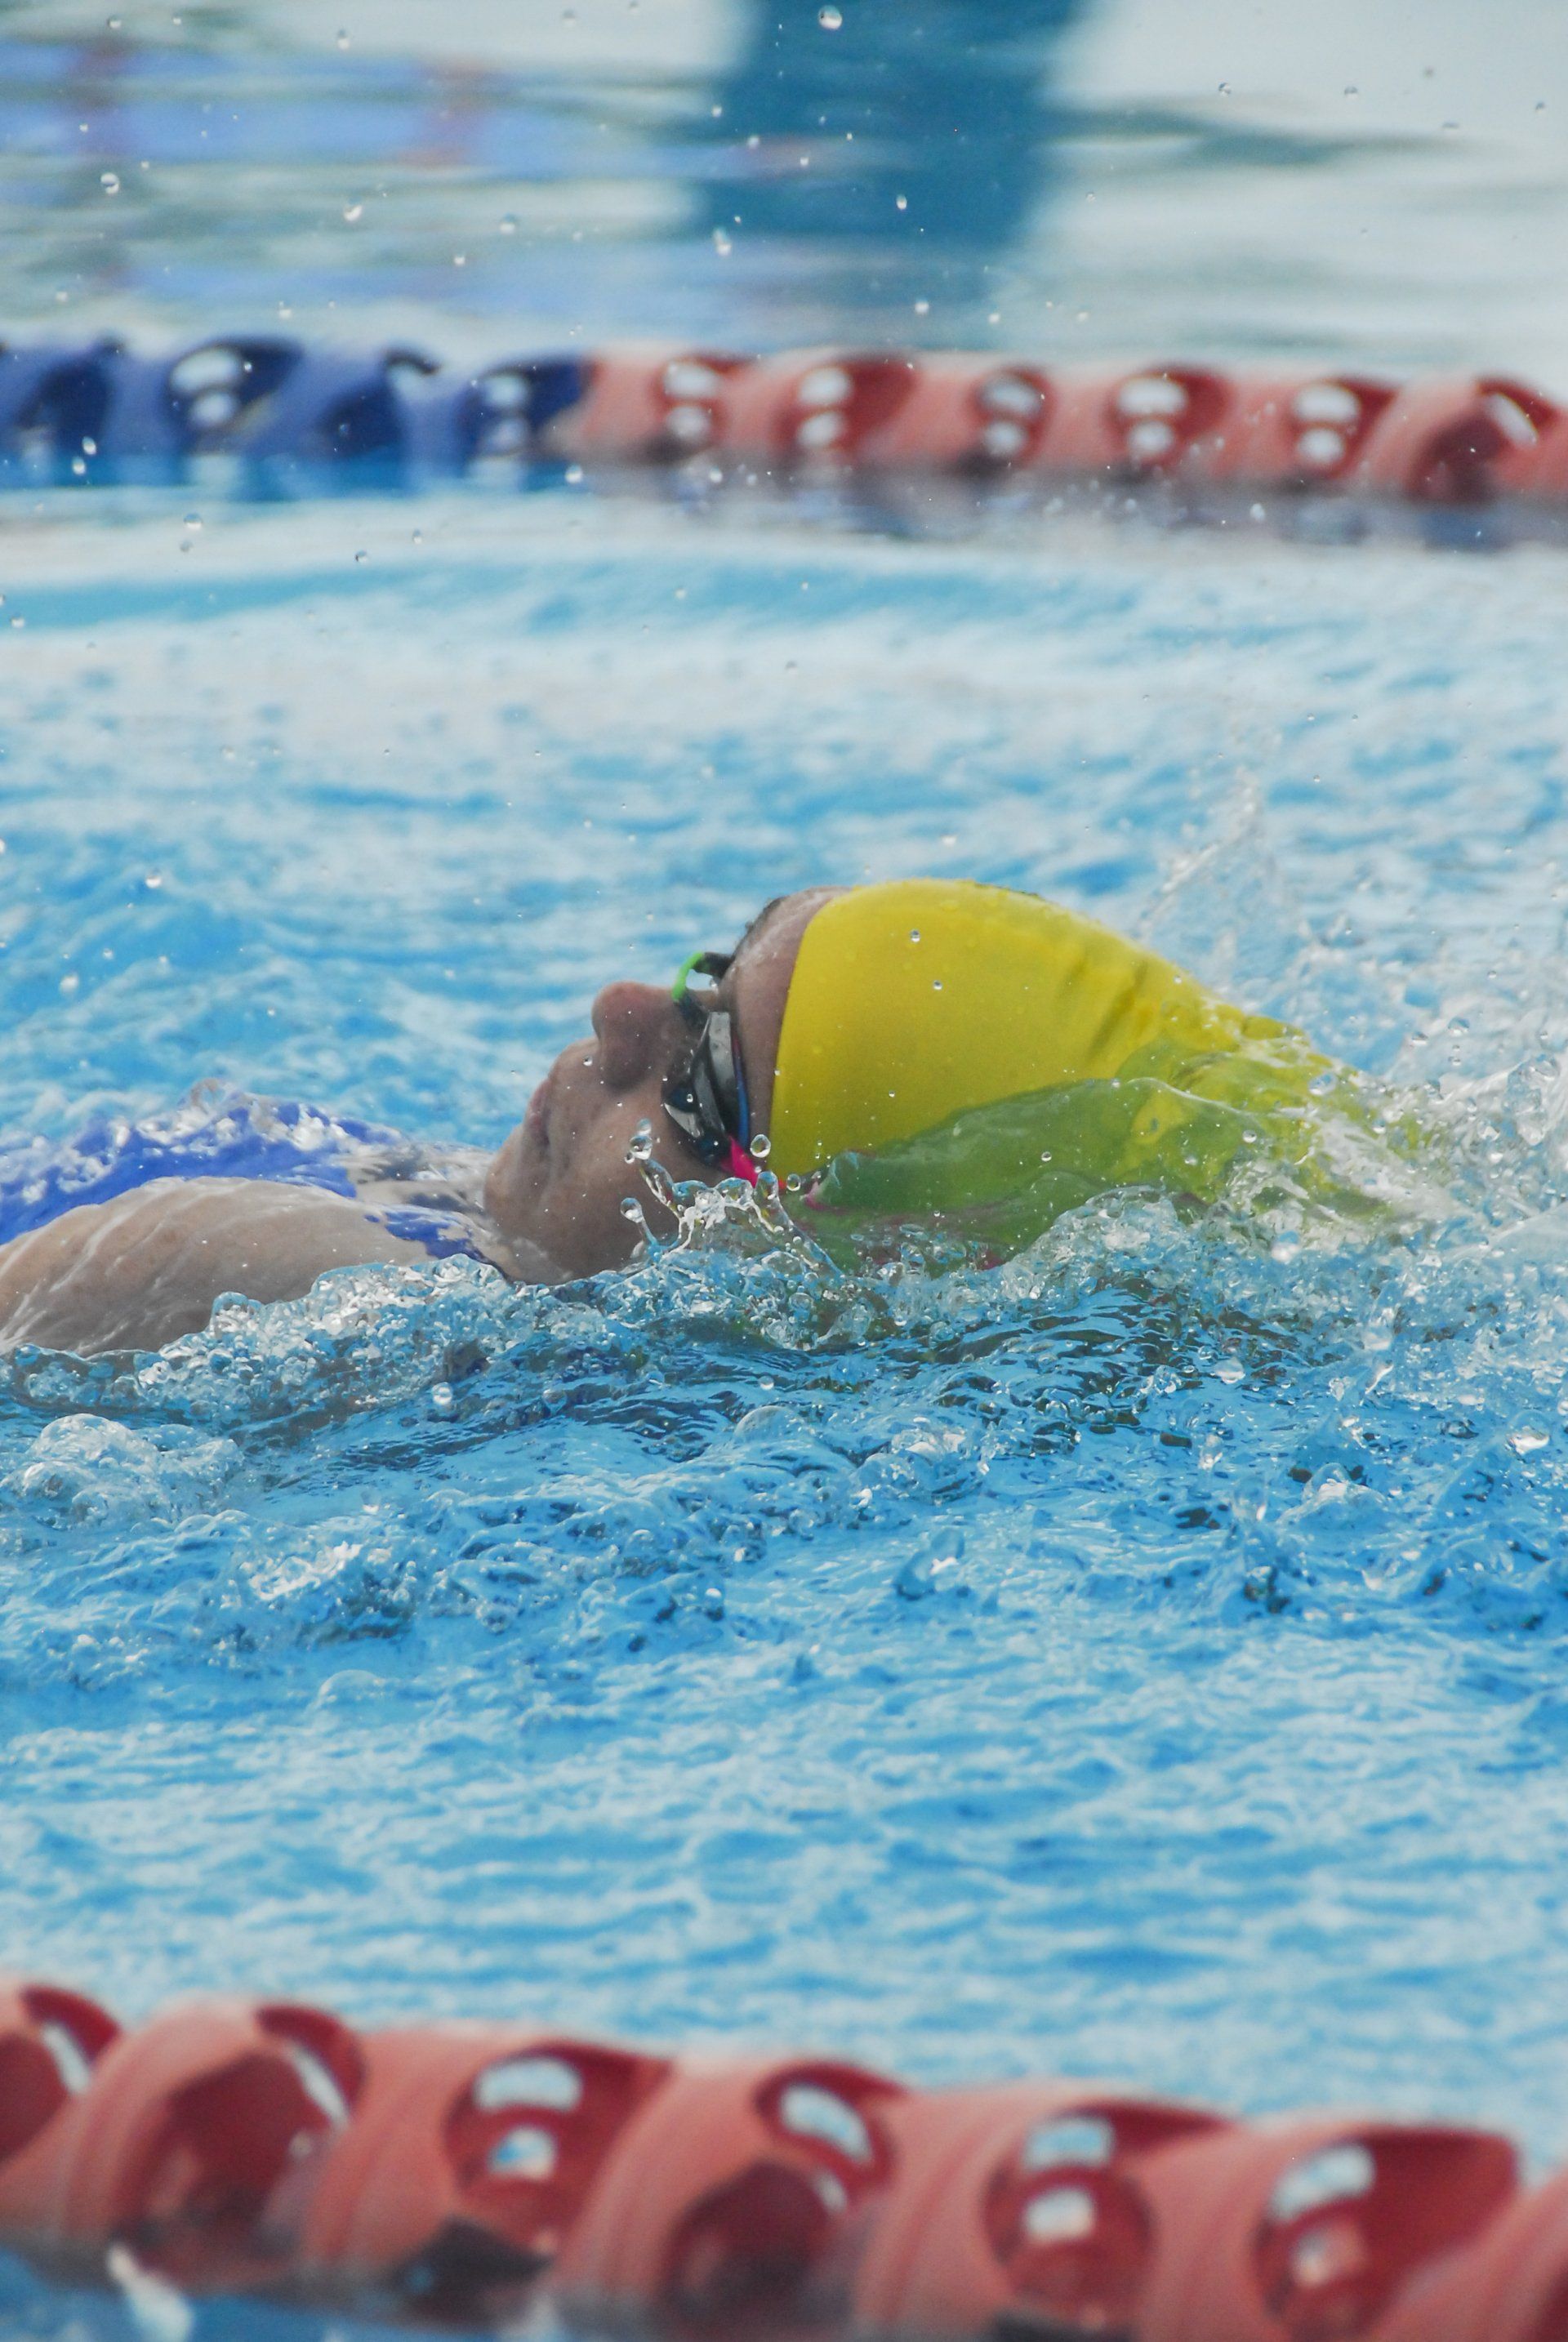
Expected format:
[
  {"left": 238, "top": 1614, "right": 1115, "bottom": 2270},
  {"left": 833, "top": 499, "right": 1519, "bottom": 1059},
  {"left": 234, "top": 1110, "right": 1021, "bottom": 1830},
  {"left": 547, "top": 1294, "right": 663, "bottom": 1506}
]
[{"left": 662, "top": 950, "right": 751, "bottom": 1168}]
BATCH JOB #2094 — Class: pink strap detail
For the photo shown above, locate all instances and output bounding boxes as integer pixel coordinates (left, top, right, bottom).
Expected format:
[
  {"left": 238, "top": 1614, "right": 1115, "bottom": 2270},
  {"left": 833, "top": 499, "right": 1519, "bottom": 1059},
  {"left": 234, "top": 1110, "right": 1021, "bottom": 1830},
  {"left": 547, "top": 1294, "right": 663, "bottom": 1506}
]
[{"left": 726, "top": 1139, "right": 760, "bottom": 1186}]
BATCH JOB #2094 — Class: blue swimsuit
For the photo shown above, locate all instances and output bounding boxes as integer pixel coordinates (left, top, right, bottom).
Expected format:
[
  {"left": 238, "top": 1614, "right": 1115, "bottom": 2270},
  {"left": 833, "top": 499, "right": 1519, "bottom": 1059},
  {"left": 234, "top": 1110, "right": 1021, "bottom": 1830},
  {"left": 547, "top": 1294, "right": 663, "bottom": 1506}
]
[{"left": 0, "top": 1087, "right": 503, "bottom": 1267}]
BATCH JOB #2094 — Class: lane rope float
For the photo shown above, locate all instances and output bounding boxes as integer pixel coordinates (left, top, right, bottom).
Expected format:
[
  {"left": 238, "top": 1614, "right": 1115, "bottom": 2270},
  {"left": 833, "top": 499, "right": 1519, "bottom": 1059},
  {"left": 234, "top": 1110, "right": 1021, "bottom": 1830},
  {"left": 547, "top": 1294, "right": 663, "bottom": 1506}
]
[
  {"left": 1, "top": 335, "right": 1566, "bottom": 512},
  {"left": 0, "top": 1974, "right": 1558, "bottom": 2339}
]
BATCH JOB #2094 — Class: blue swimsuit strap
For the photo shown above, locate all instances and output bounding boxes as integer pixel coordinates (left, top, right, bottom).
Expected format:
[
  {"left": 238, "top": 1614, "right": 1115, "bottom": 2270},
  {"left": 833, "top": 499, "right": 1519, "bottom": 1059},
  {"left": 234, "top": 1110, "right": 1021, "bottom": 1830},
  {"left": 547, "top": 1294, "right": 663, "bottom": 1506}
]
[{"left": 369, "top": 1206, "right": 491, "bottom": 1264}]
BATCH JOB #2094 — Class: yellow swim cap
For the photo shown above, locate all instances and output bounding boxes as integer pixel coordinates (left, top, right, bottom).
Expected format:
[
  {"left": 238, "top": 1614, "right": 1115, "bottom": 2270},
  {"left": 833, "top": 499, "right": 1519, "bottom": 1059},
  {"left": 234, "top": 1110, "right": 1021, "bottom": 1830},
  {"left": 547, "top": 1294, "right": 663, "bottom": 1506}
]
[{"left": 768, "top": 879, "right": 1279, "bottom": 1179}]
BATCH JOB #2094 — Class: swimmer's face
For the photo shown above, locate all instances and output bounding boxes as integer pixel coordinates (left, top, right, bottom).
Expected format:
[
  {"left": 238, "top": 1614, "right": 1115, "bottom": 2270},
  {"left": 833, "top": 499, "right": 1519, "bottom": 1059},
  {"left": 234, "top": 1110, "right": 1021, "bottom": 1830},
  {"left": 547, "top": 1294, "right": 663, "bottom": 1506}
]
[{"left": 484, "top": 888, "right": 842, "bottom": 1279}]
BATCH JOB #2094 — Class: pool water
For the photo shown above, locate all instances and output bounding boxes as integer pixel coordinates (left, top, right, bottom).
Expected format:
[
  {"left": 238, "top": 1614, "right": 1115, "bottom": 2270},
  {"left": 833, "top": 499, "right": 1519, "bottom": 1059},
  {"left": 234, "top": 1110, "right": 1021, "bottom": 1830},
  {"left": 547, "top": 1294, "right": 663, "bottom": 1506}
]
[
  {"left": 4, "top": 494, "right": 1568, "bottom": 2342},
  {"left": 6, "top": 3, "right": 1568, "bottom": 2331},
  {"left": 4, "top": 0, "right": 1567, "bottom": 381}
]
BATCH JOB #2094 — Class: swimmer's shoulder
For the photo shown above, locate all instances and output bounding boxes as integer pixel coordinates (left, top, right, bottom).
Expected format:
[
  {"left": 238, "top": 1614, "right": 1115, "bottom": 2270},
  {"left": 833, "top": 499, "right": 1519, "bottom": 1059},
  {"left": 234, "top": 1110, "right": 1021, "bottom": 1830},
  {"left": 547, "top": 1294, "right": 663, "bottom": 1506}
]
[{"left": 0, "top": 1176, "right": 496, "bottom": 1356}]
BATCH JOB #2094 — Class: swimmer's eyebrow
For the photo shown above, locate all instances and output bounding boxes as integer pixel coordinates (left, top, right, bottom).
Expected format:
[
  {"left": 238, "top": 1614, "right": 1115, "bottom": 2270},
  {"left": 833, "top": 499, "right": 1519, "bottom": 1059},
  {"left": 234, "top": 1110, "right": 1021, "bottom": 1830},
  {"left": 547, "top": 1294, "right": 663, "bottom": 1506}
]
[
  {"left": 708, "top": 894, "right": 786, "bottom": 1023},
  {"left": 732, "top": 895, "right": 787, "bottom": 958}
]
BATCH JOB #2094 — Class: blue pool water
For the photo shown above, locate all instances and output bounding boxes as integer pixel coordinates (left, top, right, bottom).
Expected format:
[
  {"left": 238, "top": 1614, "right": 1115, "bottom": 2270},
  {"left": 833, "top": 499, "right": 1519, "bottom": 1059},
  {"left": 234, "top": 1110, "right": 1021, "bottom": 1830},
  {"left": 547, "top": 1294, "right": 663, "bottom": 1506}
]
[
  {"left": 3, "top": 494, "right": 1568, "bottom": 2322},
  {"left": 6, "top": 3, "right": 1568, "bottom": 2334}
]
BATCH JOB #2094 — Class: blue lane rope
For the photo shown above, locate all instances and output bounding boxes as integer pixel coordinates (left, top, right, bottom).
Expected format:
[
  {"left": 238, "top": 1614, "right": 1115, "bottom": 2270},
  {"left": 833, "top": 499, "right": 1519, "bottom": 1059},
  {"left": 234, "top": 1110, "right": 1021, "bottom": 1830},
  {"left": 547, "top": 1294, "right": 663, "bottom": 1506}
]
[{"left": 0, "top": 335, "right": 588, "bottom": 487}]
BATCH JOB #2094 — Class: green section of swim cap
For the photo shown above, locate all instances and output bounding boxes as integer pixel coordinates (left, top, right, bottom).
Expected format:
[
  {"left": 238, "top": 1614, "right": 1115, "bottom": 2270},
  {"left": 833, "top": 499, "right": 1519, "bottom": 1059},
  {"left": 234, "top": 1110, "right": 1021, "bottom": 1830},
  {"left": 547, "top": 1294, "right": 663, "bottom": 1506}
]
[{"left": 803, "top": 1028, "right": 1422, "bottom": 1258}]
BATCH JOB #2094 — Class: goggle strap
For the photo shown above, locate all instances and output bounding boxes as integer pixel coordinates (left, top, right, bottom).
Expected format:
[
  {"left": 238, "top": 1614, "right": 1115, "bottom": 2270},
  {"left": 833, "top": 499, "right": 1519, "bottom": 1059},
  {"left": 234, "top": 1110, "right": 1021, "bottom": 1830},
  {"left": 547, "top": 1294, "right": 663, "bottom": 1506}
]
[
  {"left": 665, "top": 946, "right": 750, "bottom": 1164},
  {"left": 672, "top": 949, "right": 733, "bottom": 1016}
]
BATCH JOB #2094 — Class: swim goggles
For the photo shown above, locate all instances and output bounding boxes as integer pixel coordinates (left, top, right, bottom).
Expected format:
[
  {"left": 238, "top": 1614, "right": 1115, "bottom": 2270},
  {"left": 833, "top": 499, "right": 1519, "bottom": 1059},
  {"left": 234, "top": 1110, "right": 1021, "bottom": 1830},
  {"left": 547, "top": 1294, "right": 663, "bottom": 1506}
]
[{"left": 662, "top": 949, "right": 757, "bottom": 1182}]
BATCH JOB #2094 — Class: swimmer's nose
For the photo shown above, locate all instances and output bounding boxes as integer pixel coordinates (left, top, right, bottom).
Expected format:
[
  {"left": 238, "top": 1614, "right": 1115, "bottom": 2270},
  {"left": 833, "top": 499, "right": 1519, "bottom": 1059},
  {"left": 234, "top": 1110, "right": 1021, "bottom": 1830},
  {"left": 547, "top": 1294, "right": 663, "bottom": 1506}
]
[{"left": 590, "top": 979, "right": 679, "bottom": 1092}]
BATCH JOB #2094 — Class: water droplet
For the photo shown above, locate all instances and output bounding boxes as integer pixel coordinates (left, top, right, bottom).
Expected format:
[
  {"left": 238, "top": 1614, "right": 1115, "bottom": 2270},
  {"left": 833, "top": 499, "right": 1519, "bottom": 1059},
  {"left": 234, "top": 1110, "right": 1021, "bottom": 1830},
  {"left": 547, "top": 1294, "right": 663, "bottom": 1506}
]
[
  {"left": 1270, "top": 1232, "right": 1301, "bottom": 1265},
  {"left": 100, "top": 171, "right": 120, "bottom": 194},
  {"left": 1039, "top": 1149, "right": 1052, "bottom": 1164},
  {"left": 626, "top": 1121, "right": 654, "bottom": 1164},
  {"left": 818, "top": 3, "right": 842, "bottom": 24},
  {"left": 452, "top": 252, "right": 467, "bottom": 267},
  {"left": 106, "top": 13, "right": 122, "bottom": 25},
  {"left": 354, "top": 550, "right": 367, "bottom": 564},
  {"left": 336, "top": 27, "right": 350, "bottom": 47},
  {"left": 895, "top": 193, "right": 907, "bottom": 211},
  {"left": 430, "top": 1382, "right": 454, "bottom": 1415},
  {"left": 749, "top": 1132, "right": 772, "bottom": 1162},
  {"left": 144, "top": 872, "right": 163, "bottom": 889},
  {"left": 183, "top": 511, "right": 201, "bottom": 529},
  {"left": 909, "top": 928, "right": 921, "bottom": 943},
  {"left": 914, "top": 298, "right": 929, "bottom": 315},
  {"left": 564, "top": 463, "right": 584, "bottom": 484},
  {"left": 1509, "top": 1428, "right": 1550, "bottom": 1456},
  {"left": 712, "top": 227, "right": 733, "bottom": 254},
  {"left": 702, "top": 1585, "right": 725, "bottom": 1618},
  {"left": 1214, "top": 1357, "right": 1245, "bottom": 1385},
  {"left": 343, "top": 202, "right": 363, "bottom": 223},
  {"left": 1308, "top": 1070, "right": 1337, "bottom": 1097},
  {"left": 498, "top": 213, "right": 517, "bottom": 234}
]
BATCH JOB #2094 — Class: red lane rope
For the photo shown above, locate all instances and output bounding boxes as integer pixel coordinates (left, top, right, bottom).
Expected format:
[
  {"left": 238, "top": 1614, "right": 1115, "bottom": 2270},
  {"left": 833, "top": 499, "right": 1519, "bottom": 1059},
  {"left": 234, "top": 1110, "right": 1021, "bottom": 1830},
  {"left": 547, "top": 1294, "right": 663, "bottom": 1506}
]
[
  {"left": 3, "top": 336, "right": 1567, "bottom": 508},
  {"left": 0, "top": 1975, "right": 1555, "bottom": 2336},
  {"left": 587, "top": 353, "right": 1562, "bottom": 504}
]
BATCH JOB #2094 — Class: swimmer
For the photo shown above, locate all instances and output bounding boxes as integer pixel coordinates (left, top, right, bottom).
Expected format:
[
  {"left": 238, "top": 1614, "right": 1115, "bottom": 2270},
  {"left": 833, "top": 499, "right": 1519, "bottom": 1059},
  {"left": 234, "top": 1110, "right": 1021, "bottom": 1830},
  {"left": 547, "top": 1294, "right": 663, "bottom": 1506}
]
[{"left": 0, "top": 880, "right": 1384, "bottom": 1356}]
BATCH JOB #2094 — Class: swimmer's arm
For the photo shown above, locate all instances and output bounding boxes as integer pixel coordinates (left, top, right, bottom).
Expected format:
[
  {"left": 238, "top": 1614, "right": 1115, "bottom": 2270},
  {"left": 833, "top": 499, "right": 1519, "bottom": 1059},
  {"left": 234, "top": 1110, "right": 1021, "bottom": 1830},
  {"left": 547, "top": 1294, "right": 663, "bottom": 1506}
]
[{"left": 0, "top": 1178, "right": 443, "bottom": 1356}]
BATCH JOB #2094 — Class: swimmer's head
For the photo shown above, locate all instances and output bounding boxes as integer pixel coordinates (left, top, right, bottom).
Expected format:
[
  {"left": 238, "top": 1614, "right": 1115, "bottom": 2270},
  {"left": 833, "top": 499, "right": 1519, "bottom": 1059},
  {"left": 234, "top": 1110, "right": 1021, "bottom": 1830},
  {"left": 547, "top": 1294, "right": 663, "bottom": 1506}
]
[{"left": 483, "top": 878, "right": 1258, "bottom": 1278}]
